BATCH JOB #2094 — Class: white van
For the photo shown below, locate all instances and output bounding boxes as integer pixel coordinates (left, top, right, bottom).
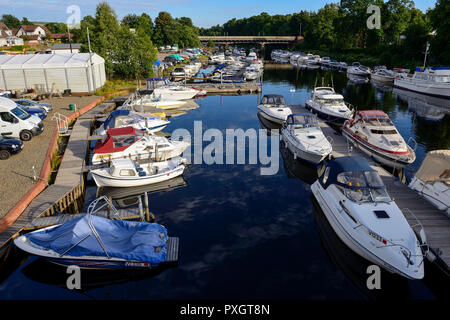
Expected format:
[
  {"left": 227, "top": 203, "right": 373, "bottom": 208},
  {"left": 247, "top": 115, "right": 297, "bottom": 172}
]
[{"left": 0, "top": 97, "right": 44, "bottom": 141}]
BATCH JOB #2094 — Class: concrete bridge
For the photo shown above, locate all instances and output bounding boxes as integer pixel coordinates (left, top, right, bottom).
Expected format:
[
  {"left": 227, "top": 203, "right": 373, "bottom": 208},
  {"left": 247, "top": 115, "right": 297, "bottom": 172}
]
[{"left": 198, "top": 35, "right": 303, "bottom": 48}]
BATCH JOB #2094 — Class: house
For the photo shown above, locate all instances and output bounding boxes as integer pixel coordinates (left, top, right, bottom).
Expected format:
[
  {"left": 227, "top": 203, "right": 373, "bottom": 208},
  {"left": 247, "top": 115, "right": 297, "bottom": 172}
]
[
  {"left": 16, "top": 25, "right": 51, "bottom": 38},
  {"left": 51, "top": 33, "right": 74, "bottom": 43},
  {"left": 51, "top": 43, "right": 82, "bottom": 54},
  {"left": 0, "top": 22, "right": 13, "bottom": 46}
]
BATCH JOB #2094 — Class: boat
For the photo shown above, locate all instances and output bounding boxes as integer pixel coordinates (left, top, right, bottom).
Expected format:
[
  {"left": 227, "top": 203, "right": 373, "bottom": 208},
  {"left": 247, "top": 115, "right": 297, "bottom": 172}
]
[
  {"left": 94, "top": 110, "right": 169, "bottom": 136},
  {"left": 246, "top": 51, "right": 258, "bottom": 62},
  {"left": 305, "top": 87, "right": 353, "bottom": 124},
  {"left": 123, "top": 92, "right": 187, "bottom": 110},
  {"left": 347, "top": 62, "right": 371, "bottom": 77},
  {"left": 146, "top": 78, "right": 200, "bottom": 100},
  {"left": 91, "top": 127, "right": 190, "bottom": 165},
  {"left": 281, "top": 113, "right": 332, "bottom": 164},
  {"left": 311, "top": 156, "right": 426, "bottom": 280},
  {"left": 91, "top": 157, "right": 187, "bottom": 188},
  {"left": 347, "top": 73, "right": 369, "bottom": 84},
  {"left": 14, "top": 197, "right": 179, "bottom": 270},
  {"left": 394, "top": 66, "right": 450, "bottom": 99},
  {"left": 371, "top": 66, "right": 395, "bottom": 84},
  {"left": 342, "top": 110, "right": 416, "bottom": 169},
  {"left": 257, "top": 94, "right": 292, "bottom": 124},
  {"left": 409, "top": 150, "right": 450, "bottom": 217}
]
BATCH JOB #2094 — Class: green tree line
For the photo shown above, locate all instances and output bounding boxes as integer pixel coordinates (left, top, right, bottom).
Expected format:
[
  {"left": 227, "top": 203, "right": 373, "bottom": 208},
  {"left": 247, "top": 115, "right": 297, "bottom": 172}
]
[{"left": 199, "top": 0, "right": 449, "bottom": 67}]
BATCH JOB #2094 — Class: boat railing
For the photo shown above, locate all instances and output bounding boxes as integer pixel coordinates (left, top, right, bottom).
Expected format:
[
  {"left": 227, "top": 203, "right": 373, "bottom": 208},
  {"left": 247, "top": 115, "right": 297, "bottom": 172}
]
[
  {"left": 401, "top": 208, "right": 430, "bottom": 264},
  {"left": 353, "top": 216, "right": 426, "bottom": 269}
]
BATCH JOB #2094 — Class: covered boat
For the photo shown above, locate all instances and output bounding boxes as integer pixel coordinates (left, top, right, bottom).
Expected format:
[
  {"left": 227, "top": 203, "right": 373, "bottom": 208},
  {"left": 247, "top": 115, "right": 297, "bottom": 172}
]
[
  {"left": 311, "top": 156, "right": 427, "bottom": 279},
  {"left": 342, "top": 110, "right": 416, "bottom": 169},
  {"left": 14, "top": 198, "right": 179, "bottom": 269},
  {"left": 409, "top": 150, "right": 450, "bottom": 217},
  {"left": 305, "top": 87, "right": 353, "bottom": 124}
]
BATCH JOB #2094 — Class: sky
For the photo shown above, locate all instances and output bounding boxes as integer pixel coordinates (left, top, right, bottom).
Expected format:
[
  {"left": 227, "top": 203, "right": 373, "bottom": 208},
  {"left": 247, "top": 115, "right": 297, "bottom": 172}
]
[{"left": 0, "top": 0, "right": 439, "bottom": 28}]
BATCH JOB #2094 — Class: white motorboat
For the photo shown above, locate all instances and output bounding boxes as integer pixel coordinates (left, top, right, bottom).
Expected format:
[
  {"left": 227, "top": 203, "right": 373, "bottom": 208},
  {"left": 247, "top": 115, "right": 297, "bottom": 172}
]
[
  {"left": 305, "top": 87, "right": 353, "bottom": 124},
  {"left": 91, "top": 157, "right": 187, "bottom": 188},
  {"left": 257, "top": 94, "right": 292, "bottom": 124},
  {"left": 409, "top": 150, "right": 450, "bottom": 217},
  {"left": 281, "top": 113, "right": 332, "bottom": 164},
  {"left": 342, "top": 110, "right": 416, "bottom": 169},
  {"left": 311, "top": 156, "right": 426, "bottom": 279},
  {"left": 91, "top": 127, "right": 190, "bottom": 165},
  {"left": 147, "top": 78, "right": 199, "bottom": 100},
  {"left": 128, "top": 93, "right": 187, "bottom": 110},
  {"left": 394, "top": 66, "right": 450, "bottom": 99},
  {"left": 371, "top": 66, "right": 395, "bottom": 84},
  {"left": 244, "top": 66, "right": 260, "bottom": 81},
  {"left": 95, "top": 110, "right": 169, "bottom": 136},
  {"left": 347, "top": 62, "right": 371, "bottom": 77}
]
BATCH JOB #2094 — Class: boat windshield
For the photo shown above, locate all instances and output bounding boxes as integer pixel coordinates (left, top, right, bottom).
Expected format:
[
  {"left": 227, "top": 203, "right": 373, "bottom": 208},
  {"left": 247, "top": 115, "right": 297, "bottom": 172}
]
[
  {"left": 288, "top": 114, "right": 318, "bottom": 128},
  {"left": 262, "top": 96, "right": 286, "bottom": 105},
  {"left": 361, "top": 115, "right": 392, "bottom": 126},
  {"left": 11, "top": 107, "right": 30, "bottom": 120},
  {"left": 336, "top": 171, "right": 391, "bottom": 203}
]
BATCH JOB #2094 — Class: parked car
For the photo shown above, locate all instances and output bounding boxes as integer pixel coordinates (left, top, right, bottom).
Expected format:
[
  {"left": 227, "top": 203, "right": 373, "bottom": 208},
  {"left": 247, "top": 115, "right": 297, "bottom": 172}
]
[
  {"left": 0, "top": 136, "right": 23, "bottom": 160},
  {"left": 14, "top": 99, "right": 52, "bottom": 112},
  {"left": 0, "top": 97, "right": 44, "bottom": 141},
  {"left": 18, "top": 105, "right": 47, "bottom": 120}
]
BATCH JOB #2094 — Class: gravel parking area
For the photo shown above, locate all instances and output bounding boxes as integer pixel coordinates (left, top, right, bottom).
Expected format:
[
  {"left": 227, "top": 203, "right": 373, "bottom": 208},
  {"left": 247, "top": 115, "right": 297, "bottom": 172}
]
[{"left": 0, "top": 95, "right": 101, "bottom": 218}]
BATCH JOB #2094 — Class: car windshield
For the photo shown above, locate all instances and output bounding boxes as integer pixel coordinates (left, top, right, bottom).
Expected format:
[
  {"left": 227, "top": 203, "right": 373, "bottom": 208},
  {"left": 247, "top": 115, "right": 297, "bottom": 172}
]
[
  {"left": 11, "top": 107, "right": 30, "bottom": 120},
  {"left": 336, "top": 171, "right": 391, "bottom": 203}
]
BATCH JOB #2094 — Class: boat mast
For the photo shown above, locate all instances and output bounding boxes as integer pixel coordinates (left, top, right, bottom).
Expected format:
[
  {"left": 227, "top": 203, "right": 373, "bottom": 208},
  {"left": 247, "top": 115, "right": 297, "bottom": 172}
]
[{"left": 423, "top": 41, "right": 430, "bottom": 68}]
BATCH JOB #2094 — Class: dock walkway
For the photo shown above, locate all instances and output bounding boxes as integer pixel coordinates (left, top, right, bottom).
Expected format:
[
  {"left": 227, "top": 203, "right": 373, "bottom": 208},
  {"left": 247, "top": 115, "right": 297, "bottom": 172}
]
[{"left": 290, "top": 105, "right": 450, "bottom": 273}]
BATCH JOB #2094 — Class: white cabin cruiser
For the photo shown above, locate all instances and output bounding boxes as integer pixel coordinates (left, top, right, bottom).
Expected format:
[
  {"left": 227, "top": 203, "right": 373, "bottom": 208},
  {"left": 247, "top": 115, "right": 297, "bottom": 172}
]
[
  {"left": 305, "top": 87, "right": 353, "bottom": 124},
  {"left": 342, "top": 110, "right": 416, "bottom": 169},
  {"left": 257, "top": 94, "right": 292, "bottom": 124},
  {"left": 127, "top": 93, "right": 186, "bottom": 110},
  {"left": 347, "top": 62, "right": 371, "bottom": 77},
  {"left": 146, "top": 78, "right": 200, "bottom": 100},
  {"left": 311, "top": 156, "right": 426, "bottom": 279},
  {"left": 394, "top": 66, "right": 450, "bottom": 99},
  {"left": 409, "top": 150, "right": 450, "bottom": 217},
  {"left": 91, "top": 157, "right": 187, "bottom": 188},
  {"left": 281, "top": 113, "right": 332, "bottom": 164},
  {"left": 95, "top": 110, "right": 169, "bottom": 136},
  {"left": 371, "top": 66, "right": 395, "bottom": 84},
  {"left": 91, "top": 127, "right": 190, "bottom": 165}
]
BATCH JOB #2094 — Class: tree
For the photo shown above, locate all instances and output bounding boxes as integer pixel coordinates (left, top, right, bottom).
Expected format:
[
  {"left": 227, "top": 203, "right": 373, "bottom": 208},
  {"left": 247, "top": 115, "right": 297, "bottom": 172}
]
[
  {"left": 21, "top": 17, "right": 34, "bottom": 25},
  {"left": 1, "top": 14, "right": 21, "bottom": 29},
  {"left": 428, "top": 0, "right": 450, "bottom": 64}
]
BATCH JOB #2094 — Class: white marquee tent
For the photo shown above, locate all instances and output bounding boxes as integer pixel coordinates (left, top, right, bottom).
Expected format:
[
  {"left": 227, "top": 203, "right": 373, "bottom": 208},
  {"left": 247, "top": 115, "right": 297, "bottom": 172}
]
[{"left": 0, "top": 53, "right": 106, "bottom": 94}]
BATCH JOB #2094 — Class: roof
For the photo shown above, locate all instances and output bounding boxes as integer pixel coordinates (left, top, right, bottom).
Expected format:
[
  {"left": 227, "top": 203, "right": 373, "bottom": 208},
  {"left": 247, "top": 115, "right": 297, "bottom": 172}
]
[
  {"left": 357, "top": 110, "right": 389, "bottom": 117},
  {"left": 51, "top": 43, "right": 82, "bottom": 50},
  {"left": 51, "top": 33, "right": 74, "bottom": 39},
  {"left": 20, "top": 25, "right": 51, "bottom": 34},
  {"left": 0, "top": 53, "right": 104, "bottom": 70}
]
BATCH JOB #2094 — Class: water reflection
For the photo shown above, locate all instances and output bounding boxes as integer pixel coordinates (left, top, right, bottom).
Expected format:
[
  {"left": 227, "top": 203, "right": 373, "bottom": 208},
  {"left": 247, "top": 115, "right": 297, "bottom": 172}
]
[
  {"left": 256, "top": 111, "right": 282, "bottom": 136},
  {"left": 280, "top": 142, "right": 319, "bottom": 185}
]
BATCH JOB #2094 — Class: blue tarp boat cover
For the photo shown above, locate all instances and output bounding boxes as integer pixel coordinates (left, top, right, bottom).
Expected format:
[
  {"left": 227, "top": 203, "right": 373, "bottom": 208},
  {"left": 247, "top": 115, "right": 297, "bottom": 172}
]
[
  {"left": 25, "top": 215, "right": 168, "bottom": 264},
  {"left": 103, "top": 109, "right": 130, "bottom": 130}
]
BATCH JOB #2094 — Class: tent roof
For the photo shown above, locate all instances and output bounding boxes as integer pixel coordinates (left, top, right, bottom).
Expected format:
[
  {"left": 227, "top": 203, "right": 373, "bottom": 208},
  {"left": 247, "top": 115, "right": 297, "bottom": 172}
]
[{"left": 0, "top": 53, "right": 104, "bottom": 70}]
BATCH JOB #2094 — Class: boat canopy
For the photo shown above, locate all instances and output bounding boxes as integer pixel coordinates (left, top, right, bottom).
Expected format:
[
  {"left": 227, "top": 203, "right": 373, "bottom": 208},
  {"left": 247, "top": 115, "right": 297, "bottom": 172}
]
[
  {"left": 414, "top": 150, "right": 450, "bottom": 184},
  {"left": 320, "top": 156, "right": 377, "bottom": 189},
  {"left": 103, "top": 110, "right": 131, "bottom": 130},
  {"left": 286, "top": 113, "right": 318, "bottom": 127},
  {"left": 146, "top": 78, "right": 170, "bottom": 89},
  {"left": 95, "top": 127, "right": 145, "bottom": 154},
  {"left": 261, "top": 94, "right": 286, "bottom": 105},
  {"left": 25, "top": 215, "right": 168, "bottom": 263}
]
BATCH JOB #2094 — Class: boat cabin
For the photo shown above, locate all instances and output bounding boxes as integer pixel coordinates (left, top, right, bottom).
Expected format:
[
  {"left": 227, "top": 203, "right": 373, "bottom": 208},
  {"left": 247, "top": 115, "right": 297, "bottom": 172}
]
[
  {"left": 261, "top": 94, "right": 286, "bottom": 106},
  {"left": 102, "top": 110, "right": 147, "bottom": 131},
  {"left": 319, "top": 156, "right": 391, "bottom": 203},
  {"left": 285, "top": 113, "right": 318, "bottom": 128},
  {"left": 413, "top": 67, "right": 450, "bottom": 83},
  {"left": 94, "top": 127, "right": 145, "bottom": 154}
]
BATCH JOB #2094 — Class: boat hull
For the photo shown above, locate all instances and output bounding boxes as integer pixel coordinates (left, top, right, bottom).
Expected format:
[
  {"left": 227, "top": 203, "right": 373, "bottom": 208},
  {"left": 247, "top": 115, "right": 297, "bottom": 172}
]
[
  {"left": 311, "top": 182, "right": 423, "bottom": 279},
  {"left": 281, "top": 131, "right": 330, "bottom": 164},
  {"left": 394, "top": 79, "right": 450, "bottom": 99},
  {"left": 305, "top": 102, "right": 350, "bottom": 124},
  {"left": 342, "top": 127, "right": 415, "bottom": 169}
]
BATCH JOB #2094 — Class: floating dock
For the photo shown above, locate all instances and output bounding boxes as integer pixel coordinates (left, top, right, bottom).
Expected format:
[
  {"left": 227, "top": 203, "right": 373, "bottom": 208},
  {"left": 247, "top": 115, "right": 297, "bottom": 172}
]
[
  {"left": 181, "top": 82, "right": 261, "bottom": 95},
  {"left": 290, "top": 105, "right": 450, "bottom": 275}
]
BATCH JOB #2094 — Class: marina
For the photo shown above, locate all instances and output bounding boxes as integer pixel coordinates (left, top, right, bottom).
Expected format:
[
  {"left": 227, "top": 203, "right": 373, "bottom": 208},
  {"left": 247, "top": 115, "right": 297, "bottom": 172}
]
[{"left": 0, "top": 63, "right": 448, "bottom": 299}]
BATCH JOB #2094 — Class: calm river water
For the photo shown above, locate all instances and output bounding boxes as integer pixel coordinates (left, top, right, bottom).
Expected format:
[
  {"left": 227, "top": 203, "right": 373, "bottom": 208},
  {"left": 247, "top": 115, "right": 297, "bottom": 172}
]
[{"left": 0, "top": 66, "right": 448, "bottom": 300}]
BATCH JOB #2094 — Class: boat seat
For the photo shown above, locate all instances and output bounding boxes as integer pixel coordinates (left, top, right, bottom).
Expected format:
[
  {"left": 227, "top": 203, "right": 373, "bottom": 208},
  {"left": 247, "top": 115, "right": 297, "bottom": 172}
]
[{"left": 138, "top": 171, "right": 147, "bottom": 177}]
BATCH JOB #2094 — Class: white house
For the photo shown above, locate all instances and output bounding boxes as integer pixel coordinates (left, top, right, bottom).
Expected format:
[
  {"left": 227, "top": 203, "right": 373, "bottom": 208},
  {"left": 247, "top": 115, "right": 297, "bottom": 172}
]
[{"left": 15, "top": 25, "right": 51, "bottom": 38}]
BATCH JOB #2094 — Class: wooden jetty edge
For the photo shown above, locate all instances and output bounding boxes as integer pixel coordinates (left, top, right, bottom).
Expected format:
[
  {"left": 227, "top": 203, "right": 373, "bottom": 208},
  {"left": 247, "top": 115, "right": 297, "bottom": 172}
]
[{"left": 290, "top": 105, "right": 450, "bottom": 274}]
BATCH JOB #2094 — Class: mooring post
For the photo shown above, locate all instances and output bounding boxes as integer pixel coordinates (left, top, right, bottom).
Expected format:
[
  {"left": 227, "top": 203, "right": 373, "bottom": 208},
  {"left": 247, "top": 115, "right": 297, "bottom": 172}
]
[
  {"left": 144, "top": 191, "right": 150, "bottom": 222},
  {"left": 138, "top": 196, "right": 145, "bottom": 221}
]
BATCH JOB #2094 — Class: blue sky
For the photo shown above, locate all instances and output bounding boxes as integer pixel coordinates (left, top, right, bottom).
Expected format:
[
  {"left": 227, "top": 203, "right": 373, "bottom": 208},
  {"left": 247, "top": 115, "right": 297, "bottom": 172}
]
[{"left": 0, "top": 0, "right": 438, "bottom": 28}]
